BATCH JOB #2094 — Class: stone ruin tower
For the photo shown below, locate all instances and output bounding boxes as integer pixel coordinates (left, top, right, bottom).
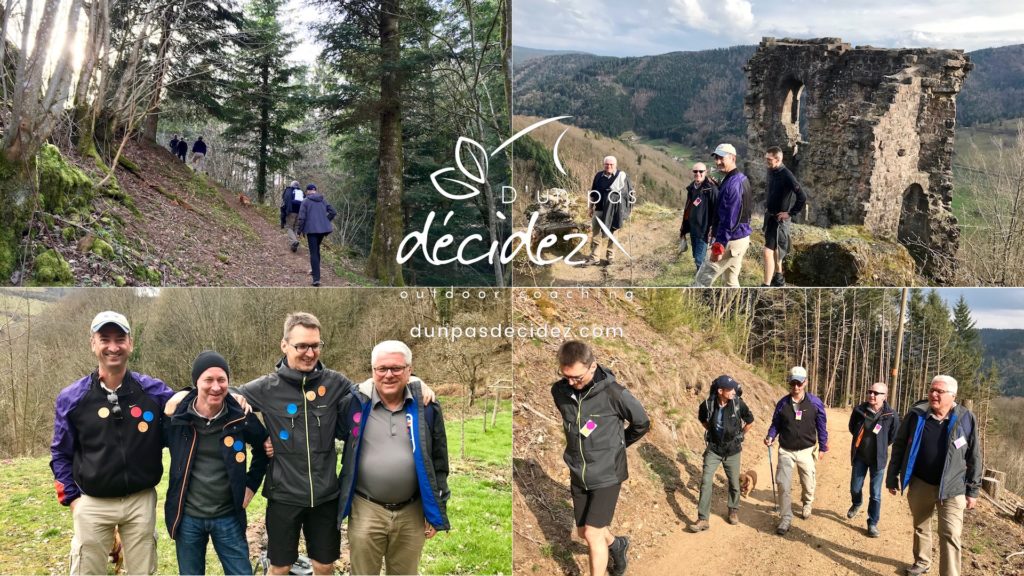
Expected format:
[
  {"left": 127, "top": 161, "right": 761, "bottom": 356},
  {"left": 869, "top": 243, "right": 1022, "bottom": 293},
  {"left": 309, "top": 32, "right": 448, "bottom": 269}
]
[{"left": 744, "top": 37, "right": 971, "bottom": 282}]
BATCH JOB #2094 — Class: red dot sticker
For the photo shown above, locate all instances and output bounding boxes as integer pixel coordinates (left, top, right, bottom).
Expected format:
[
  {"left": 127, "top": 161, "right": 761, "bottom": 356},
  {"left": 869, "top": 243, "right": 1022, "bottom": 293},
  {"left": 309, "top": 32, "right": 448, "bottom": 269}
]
[{"left": 130, "top": 406, "right": 142, "bottom": 419}]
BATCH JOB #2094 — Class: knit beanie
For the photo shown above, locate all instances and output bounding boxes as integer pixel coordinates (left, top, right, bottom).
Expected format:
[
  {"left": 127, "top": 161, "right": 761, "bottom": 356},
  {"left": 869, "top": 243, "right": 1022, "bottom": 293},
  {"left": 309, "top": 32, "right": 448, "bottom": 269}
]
[{"left": 191, "top": 350, "right": 230, "bottom": 387}]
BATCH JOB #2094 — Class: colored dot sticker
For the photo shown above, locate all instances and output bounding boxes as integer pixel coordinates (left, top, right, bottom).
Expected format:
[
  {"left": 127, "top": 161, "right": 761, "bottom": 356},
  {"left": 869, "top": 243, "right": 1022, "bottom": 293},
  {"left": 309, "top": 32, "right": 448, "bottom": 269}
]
[
  {"left": 98, "top": 407, "right": 110, "bottom": 419},
  {"left": 142, "top": 411, "right": 154, "bottom": 422},
  {"left": 279, "top": 430, "right": 290, "bottom": 441},
  {"left": 130, "top": 406, "right": 142, "bottom": 419},
  {"left": 235, "top": 452, "right": 246, "bottom": 463},
  {"left": 586, "top": 421, "right": 597, "bottom": 430},
  {"left": 138, "top": 422, "right": 149, "bottom": 433},
  {"left": 317, "top": 385, "right": 326, "bottom": 397},
  {"left": 286, "top": 404, "right": 298, "bottom": 415},
  {"left": 223, "top": 436, "right": 235, "bottom": 447},
  {"left": 352, "top": 427, "right": 359, "bottom": 437},
  {"left": 353, "top": 412, "right": 362, "bottom": 424},
  {"left": 233, "top": 440, "right": 244, "bottom": 452},
  {"left": 305, "top": 391, "right": 316, "bottom": 401}
]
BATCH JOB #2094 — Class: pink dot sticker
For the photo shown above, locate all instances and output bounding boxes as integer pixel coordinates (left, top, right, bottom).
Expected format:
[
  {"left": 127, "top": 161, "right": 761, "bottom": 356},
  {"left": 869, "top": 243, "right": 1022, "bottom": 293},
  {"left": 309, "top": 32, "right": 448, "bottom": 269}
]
[
  {"left": 586, "top": 421, "right": 597, "bottom": 430},
  {"left": 353, "top": 413, "right": 361, "bottom": 424},
  {"left": 352, "top": 427, "right": 360, "bottom": 437},
  {"left": 130, "top": 406, "right": 142, "bottom": 419}
]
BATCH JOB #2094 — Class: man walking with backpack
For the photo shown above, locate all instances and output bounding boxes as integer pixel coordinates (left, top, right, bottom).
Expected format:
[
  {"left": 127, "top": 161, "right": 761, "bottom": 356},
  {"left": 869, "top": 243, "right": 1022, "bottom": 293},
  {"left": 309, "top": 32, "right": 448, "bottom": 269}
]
[
  {"left": 552, "top": 340, "right": 650, "bottom": 576},
  {"left": 690, "top": 375, "right": 754, "bottom": 532},
  {"left": 692, "top": 143, "right": 752, "bottom": 287},
  {"left": 297, "top": 184, "right": 336, "bottom": 287},
  {"left": 280, "top": 180, "right": 303, "bottom": 252}
]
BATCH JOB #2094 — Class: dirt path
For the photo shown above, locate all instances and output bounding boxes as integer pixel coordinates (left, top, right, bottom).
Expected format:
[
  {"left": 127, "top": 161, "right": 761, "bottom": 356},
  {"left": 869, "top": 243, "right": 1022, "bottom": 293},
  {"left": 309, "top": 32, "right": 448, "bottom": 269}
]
[{"left": 632, "top": 409, "right": 920, "bottom": 575}]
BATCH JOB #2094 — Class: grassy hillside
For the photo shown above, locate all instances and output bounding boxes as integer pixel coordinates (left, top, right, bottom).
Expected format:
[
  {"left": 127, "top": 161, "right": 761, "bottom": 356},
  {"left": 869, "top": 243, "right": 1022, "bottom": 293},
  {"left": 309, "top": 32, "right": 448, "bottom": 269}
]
[{"left": 0, "top": 404, "right": 511, "bottom": 575}]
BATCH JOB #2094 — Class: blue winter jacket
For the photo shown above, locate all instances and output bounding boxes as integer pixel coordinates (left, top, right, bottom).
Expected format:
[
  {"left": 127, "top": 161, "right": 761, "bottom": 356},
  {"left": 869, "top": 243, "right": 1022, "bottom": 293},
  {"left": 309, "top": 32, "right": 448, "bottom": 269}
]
[{"left": 297, "top": 194, "right": 336, "bottom": 235}]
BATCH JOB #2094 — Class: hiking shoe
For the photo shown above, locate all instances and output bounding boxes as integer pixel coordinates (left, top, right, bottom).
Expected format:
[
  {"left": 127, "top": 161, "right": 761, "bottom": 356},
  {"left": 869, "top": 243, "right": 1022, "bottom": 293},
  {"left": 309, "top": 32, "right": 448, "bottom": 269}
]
[
  {"left": 312, "top": 280, "right": 321, "bottom": 287},
  {"left": 608, "top": 536, "right": 629, "bottom": 576},
  {"left": 771, "top": 272, "right": 786, "bottom": 287},
  {"left": 727, "top": 509, "right": 739, "bottom": 525},
  {"left": 905, "top": 564, "right": 929, "bottom": 575},
  {"left": 599, "top": 259, "right": 611, "bottom": 267},
  {"left": 847, "top": 504, "right": 861, "bottom": 519},
  {"left": 290, "top": 241, "right": 299, "bottom": 252},
  {"left": 867, "top": 524, "right": 880, "bottom": 538},
  {"left": 583, "top": 255, "right": 598, "bottom": 266},
  {"left": 800, "top": 504, "right": 812, "bottom": 519},
  {"left": 776, "top": 518, "right": 791, "bottom": 535},
  {"left": 688, "top": 519, "right": 709, "bottom": 533}
]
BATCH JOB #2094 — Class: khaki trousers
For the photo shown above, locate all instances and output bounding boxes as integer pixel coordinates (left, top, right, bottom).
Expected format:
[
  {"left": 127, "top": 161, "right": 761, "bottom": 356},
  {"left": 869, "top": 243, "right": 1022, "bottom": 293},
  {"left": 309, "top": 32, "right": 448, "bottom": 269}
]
[
  {"left": 348, "top": 496, "right": 426, "bottom": 576},
  {"left": 692, "top": 235, "right": 751, "bottom": 287},
  {"left": 907, "top": 477, "right": 966, "bottom": 576},
  {"left": 70, "top": 488, "right": 157, "bottom": 575},
  {"left": 775, "top": 445, "right": 817, "bottom": 522}
]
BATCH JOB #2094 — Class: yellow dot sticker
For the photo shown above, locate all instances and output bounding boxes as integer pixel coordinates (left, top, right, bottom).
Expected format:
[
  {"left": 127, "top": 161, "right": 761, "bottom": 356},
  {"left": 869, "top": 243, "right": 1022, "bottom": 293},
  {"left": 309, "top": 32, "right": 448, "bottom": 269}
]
[
  {"left": 98, "top": 407, "right": 110, "bottom": 419},
  {"left": 318, "top": 385, "right": 326, "bottom": 397},
  {"left": 235, "top": 452, "right": 246, "bottom": 463},
  {"left": 305, "top": 391, "right": 316, "bottom": 401},
  {"left": 223, "top": 436, "right": 235, "bottom": 447},
  {"left": 138, "top": 422, "right": 149, "bottom": 433}
]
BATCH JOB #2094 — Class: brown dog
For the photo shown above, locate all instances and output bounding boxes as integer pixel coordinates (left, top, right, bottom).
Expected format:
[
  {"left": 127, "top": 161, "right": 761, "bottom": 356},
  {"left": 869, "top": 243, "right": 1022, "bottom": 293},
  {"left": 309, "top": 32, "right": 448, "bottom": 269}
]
[
  {"left": 238, "top": 193, "right": 252, "bottom": 206},
  {"left": 740, "top": 469, "right": 757, "bottom": 497}
]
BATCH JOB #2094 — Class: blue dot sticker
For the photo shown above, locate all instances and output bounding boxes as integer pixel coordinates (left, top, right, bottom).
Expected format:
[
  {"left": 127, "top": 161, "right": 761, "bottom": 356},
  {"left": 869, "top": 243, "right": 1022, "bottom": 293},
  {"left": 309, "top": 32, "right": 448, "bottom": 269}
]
[
  {"left": 286, "top": 403, "right": 298, "bottom": 415},
  {"left": 279, "top": 430, "right": 290, "bottom": 441},
  {"left": 142, "top": 411, "right": 154, "bottom": 422},
  {"left": 233, "top": 440, "right": 243, "bottom": 452}
]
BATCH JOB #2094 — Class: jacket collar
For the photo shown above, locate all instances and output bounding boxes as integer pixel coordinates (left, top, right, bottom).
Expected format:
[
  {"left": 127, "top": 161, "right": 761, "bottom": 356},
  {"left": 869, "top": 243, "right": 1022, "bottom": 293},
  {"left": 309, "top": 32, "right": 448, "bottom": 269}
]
[
  {"left": 169, "top": 387, "right": 244, "bottom": 426},
  {"left": 275, "top": 357, "right": 325, "bottom": 387}
]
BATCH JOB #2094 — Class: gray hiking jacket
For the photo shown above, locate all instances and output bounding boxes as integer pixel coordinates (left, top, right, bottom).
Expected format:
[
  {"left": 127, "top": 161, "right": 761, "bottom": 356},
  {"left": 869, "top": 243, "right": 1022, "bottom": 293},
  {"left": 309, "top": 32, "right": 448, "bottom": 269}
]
[{"left": 886, "top": 400, "right": 982, "bottom": 500}]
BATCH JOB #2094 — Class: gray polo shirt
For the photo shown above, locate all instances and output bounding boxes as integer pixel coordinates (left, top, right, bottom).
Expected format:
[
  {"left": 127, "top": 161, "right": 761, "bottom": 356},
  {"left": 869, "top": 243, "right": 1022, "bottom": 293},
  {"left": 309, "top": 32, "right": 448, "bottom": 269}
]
[{"left": 354, "top": 385, "right": 418, "bottom": 504}]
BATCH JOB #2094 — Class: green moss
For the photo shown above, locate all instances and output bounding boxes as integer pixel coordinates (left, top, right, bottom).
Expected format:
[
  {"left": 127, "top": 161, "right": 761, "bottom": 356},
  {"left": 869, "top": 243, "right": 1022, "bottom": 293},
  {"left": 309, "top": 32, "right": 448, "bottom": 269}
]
[
  {"left": 216, "top": 252, "right": 230, "bottom": 264},
  {"left": 36, "top": 144, "right": 94, "bottom": 214},
  {"left": 117, "top": 155, "right": 140, "bottom": 173},
  {"left": 32, "top": 249, "right": 73, "bottom": 285},
  {"left": 113, "top": 275, "right": 127, "bottom": 287},
  {"left": 134, "top": 264, "right": 161, "bottom": 284},
  {"left": 0, "top": 155, "right": 27, "bottom": 279},
  {"left": 61, "top": 227, "right": 77, "bottom": 243},
  {"left": 90, "top": 238, "right": 115, "bottom": 259}
]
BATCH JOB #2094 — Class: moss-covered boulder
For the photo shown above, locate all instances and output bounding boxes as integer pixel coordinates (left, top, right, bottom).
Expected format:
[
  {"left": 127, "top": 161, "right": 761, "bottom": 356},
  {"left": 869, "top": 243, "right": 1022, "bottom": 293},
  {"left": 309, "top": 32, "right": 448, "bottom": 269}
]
[
  {"left": 32, "top": 249, "right": 74, "bottom": 285},
  {"left": 0, "top": 154, "right": 29, "bottom": 280},
  {"left": 90, "top": 238, "right": 116, "bottom": 259},
  {"left": 37, "top": 144, "right": 94, "bottom": 214},
  {"left": 786, "top": 238, "right": 917, "bottom": 286}
]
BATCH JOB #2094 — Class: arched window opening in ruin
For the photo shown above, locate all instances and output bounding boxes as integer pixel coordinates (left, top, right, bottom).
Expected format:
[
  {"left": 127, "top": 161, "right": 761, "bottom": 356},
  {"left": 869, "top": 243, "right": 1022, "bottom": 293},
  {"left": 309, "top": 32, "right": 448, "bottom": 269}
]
[
  {"left": 898, "top": 183, "right": 930, "bottom": 267},
  {"left": 779, "top": 77, "right": 806, "bottom": 158}
]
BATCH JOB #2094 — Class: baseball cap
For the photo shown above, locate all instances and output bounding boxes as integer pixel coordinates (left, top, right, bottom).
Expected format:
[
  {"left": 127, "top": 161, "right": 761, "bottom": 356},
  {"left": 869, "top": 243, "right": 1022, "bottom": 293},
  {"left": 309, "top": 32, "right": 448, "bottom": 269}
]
[
  {"left": 788, "top": 366, "right": 808, "bottom": 383},
  {"left": 306, "top": 183, "right": 317, "bottom": 191},
  {"left": 713, "top": 375, "right": 738, "bottom": 391},
  {"left": 712, "top": 143, "right": 737, "bottom": 158},
  {"left": 90, "top": 311, "right": 131, "bottom": 334}
]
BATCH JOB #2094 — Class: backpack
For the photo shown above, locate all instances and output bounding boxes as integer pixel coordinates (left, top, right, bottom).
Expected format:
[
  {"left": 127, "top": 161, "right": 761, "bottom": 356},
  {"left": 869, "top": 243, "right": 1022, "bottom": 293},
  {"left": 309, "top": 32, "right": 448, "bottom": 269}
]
[{"left": 293, "top": 188, "right": 304, "bottom": 203}]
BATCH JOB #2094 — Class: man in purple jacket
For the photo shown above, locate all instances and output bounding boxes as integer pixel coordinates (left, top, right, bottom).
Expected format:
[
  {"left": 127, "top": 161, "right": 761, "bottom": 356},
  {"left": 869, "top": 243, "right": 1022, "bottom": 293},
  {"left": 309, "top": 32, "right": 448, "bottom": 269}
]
[
  {"left": 50, "top": 311, "right": 175, "bottom": 575},
  {"left": 764, "top": 366, "right": 829, "bottom": 536},
  {"left": 692, "top": 143, "right": 752, "bottom": 287}
]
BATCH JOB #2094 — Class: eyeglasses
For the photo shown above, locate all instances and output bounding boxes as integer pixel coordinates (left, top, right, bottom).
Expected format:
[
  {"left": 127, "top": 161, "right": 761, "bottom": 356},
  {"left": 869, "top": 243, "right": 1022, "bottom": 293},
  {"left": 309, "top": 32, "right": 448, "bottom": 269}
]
[
  {"left": 373, "top": 365, "right": 408, "bottom": 375},
  {"left": 558, "top": 365, "right": 593, "bottom": 384},
  {"left": 929, "top": 388, "right": 950, "bottom": 396},
  {"left": 692, "top": 170, "right": 705, "bottom": 174},
  {"left": 287, "top": 341, "right": 324, "bottom": 353},
  {"left": 106, "top": 392, "right": 123, "bottom": 419},
  {"left": 867, "top": 390, "right": 886, "bottom": 396}
]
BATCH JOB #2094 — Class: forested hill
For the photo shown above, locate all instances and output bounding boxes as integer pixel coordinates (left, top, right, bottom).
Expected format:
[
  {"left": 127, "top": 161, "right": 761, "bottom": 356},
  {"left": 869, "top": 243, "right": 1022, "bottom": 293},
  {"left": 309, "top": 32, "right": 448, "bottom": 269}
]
[
  {"left": 512, "top": 45, "right": 755, "bottom": 149},
  {"left": 512, "top": 42, "right": 1024, "bottom": 147},
  {"left": 980, "top": 329, "right": 1024, "bottom": 397}
]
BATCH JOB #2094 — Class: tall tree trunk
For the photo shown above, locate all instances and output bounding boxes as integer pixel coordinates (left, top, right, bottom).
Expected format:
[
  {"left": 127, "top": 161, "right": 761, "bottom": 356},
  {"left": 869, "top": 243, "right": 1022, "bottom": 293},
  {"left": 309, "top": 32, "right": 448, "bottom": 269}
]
[
  {"left": 141, "top": 2, "right": 176, "bottom": 141},
  {"left": 366, "top": 0, "right": 405, "bottom": 286},
  {"left": 257, "top": 59, "right": 271, "bottom": 203}
]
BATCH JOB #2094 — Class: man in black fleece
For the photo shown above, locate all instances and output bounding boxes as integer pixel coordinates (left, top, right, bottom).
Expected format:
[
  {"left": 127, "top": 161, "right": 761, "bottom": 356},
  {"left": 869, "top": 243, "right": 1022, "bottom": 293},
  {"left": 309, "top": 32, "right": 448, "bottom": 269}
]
[{"left": 762, "top": 146, "right": 806, "bottom": 286}]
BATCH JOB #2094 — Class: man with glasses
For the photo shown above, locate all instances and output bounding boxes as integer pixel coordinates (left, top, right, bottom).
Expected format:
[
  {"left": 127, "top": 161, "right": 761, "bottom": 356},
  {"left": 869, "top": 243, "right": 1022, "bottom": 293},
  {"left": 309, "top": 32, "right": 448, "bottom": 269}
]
[
  {"left": 693, "top": 143, "right": 753, "bottom": 287},
  {"left": 680, "top": 162, "right": 719, "bottom": 270},
  {"left": 847, "top": 382, "right": 899, "bottom": 537},
  {"left": 552, "top": 340, "right": 649, "bottom": 576},
  {"left": 764, "top": 366, "right": 829, "bottom": 535},
  {"left": 585, "top": 155, "right": 635, "bottom": 266},
  {"left": 336, "top": 340, "right": 449, "bottom": 575},
  {"left": 886, "top": 375, "right": 981, "bottom": 576},
  {"left": 762, "top": 146, "right": 806, "bottom": 287},
  {"left": 50, "top": 311, "right": 175, "bottom": 574}
]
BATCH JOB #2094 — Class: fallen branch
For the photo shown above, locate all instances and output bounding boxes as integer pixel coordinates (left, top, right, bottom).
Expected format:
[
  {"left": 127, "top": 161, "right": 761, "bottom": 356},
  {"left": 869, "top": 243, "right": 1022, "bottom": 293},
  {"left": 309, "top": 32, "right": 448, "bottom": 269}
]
[{"left": 519, "top": 402, "right": 556, "bottom": 424}]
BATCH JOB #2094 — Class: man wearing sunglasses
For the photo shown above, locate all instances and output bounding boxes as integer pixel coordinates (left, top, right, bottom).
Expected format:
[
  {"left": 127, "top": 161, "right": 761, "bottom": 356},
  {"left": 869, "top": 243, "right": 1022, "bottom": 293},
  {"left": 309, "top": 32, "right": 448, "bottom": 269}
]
[
  {"left": 886, "top": 375, "right": 981, "bottom": 576},
  {"left": 551, "top": 340, "right": 649, "bottom": 576},
  {"left": 692, "top": 143, "right": 753, "bottom": 287},
  {"left": 765, "top": 366, "right": 829, "bottom": 535},
  {"left": 847, "top": 383, "right": 899, "bottom": 537},
  {"left": 680, "top": 162, "right": 719, "bottom": 270},
  {"left": 50, "top": 311, "right": 175, "bottom": 575}
]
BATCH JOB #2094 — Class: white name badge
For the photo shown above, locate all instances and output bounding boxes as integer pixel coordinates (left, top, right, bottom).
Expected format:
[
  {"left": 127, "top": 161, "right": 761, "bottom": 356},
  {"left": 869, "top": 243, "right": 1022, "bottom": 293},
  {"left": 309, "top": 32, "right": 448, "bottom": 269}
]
[
  {"left": 872, "top": 423, "right": 882, "bottom": 435},
  {"left": 795, "top": 410, "right": 803, "bottom": 421},
  {"left": 953, "top": 436, "right": 967, "bottom": 449}
]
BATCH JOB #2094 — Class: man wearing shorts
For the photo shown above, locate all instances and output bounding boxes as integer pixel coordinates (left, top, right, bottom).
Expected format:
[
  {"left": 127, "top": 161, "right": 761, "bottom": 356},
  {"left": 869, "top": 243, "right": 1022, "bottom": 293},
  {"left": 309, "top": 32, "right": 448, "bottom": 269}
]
[
  {"left": 762, "top": 146, "right": 806, "bottom": 287},
  {"left": 552, "top": 341, "right": 650, "bottom": 576}
]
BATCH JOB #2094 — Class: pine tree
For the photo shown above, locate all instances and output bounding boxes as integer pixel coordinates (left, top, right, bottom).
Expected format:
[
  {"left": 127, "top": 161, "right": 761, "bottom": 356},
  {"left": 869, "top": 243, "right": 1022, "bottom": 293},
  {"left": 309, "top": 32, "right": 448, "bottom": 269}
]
[
  {"left": 948, "top": 295, "right": 984, "bottom": 399},
  {"left": 220, "top": 0, "right": 308, "bottom": 203}
]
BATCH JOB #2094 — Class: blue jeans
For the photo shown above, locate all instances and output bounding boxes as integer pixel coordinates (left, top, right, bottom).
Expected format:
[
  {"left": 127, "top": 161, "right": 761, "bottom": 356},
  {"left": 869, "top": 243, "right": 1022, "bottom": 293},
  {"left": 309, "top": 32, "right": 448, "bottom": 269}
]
[
  {"left": 307, "top": 233, "right": 326, "bottom": 283},
  {"left": 691, "top": 235, "right": 709, "bottom": 269},
  {"left": 175, "top": 513, "right": 252, "bottom": 576},
  {"left": 850, "top": 457, "right": 884, "bottom": 527}
]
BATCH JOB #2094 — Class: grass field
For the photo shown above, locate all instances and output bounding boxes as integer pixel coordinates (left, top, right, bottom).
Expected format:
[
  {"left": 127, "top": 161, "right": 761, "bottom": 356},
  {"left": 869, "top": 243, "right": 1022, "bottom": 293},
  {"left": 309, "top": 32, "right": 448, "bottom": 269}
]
[{"left": 0, "top": 401, "right": 511, "bottom": 575}]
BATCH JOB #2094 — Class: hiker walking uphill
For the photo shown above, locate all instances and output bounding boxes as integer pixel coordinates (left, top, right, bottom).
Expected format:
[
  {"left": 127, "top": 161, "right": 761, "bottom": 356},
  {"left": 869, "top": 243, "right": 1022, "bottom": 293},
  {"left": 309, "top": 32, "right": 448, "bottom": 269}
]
[
  {"left": 176, "top": 137, "right": 189, "bottom": 162},
  {"left": 690, "top": 375, "right": 754, "bottom": 533},
  {"left": 297, "top": 184, "right": 336, "bottom": 287},
  {"left": 847, "top": 382, "right": 899, "bottom": 538},
  {"left": 765, "top": 366, "right": 829, "bottom": 536},
  {"left": 551, "top": 340, "right": 650, "bottom": 576},
  {"left": 280, "top": 180, "right": 304, "bottom": 252},
  {"left": 886, "top": 375, "right": 981, "bottom": 576},
  {"left": 190, "top": 136, "right": 208, "bottom": 173},
  {"left": 169, "top": 134, "right": 180, "bottom": 155}
]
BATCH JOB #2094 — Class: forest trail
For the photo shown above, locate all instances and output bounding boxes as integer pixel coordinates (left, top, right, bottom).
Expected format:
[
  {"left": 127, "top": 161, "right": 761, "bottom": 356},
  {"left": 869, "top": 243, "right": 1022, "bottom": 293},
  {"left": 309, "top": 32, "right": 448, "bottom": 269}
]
[{"left": 633, "top": 408, "right": 943, "bottom": 576}]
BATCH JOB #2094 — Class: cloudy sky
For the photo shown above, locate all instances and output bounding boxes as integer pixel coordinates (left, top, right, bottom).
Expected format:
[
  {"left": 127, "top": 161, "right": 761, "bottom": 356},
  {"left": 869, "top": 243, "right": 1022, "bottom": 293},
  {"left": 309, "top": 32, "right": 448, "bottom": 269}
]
[
  {"left": 514, "top": 0, "right": 1024, "bottom": 57},
  {"left": 935, "top": 289, "right": 1024, "bottom": 330}
]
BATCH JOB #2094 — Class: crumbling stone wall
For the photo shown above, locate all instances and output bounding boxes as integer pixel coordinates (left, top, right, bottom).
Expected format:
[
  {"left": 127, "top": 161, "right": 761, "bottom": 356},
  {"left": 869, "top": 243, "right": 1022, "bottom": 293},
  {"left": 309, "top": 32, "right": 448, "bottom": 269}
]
[{"left": 744, "top": 37, "right": 971, "bottom": 282}]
